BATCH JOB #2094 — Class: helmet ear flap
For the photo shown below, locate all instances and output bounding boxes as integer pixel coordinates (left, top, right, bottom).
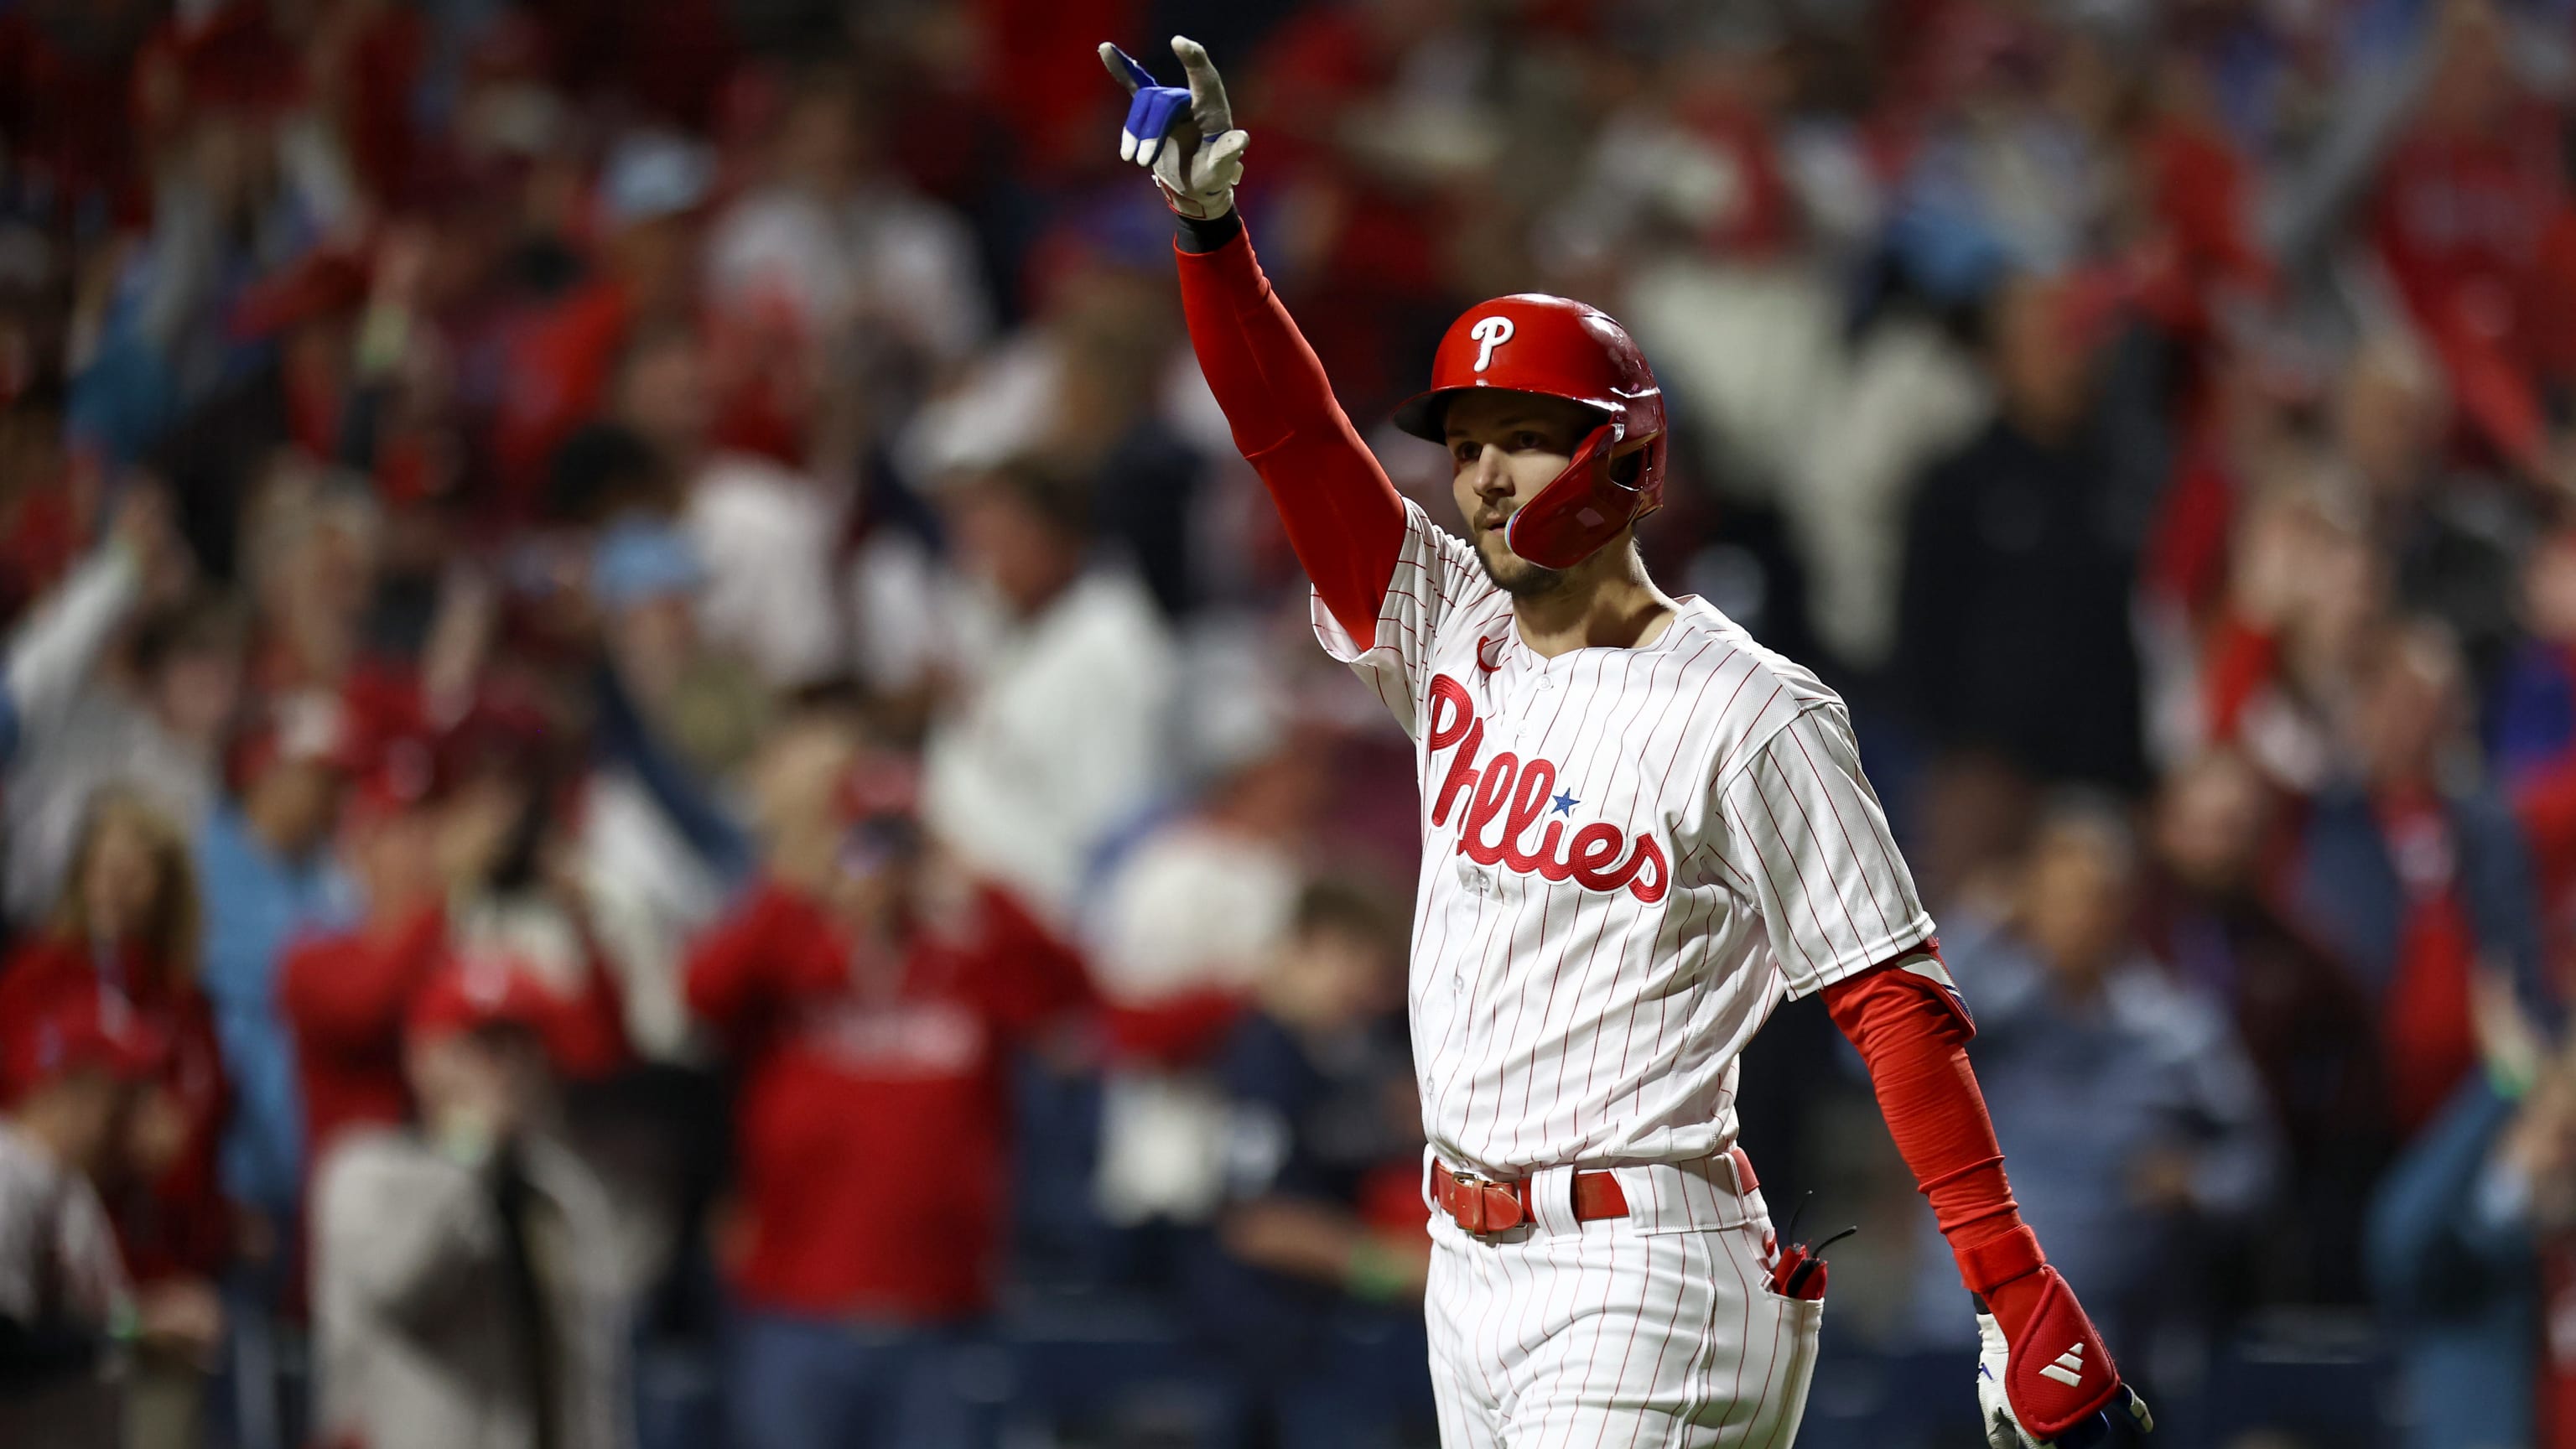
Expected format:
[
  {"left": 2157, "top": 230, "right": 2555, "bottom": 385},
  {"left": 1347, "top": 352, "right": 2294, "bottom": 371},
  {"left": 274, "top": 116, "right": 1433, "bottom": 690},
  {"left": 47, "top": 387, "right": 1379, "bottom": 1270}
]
[
  {"left": 1568, "top": 421, "right": 1621, "bottom": 489},
  {"left": 1504, "top": 423, "right": 1636, "bottom": 569}
]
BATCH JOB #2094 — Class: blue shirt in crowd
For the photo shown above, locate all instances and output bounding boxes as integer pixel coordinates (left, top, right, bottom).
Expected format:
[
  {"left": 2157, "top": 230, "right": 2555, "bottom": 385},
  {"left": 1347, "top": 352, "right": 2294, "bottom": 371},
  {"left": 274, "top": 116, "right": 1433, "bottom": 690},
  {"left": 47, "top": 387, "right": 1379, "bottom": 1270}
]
[
  {"left": 2368, "top": 1079, "right": 2542, "bottom": 1449},
  {"left": 192, "top": 801, "right": 356, "bottom": 1223},
  {"left": 1908, "top": 915, "right": 2277, "bottom": 1348}
]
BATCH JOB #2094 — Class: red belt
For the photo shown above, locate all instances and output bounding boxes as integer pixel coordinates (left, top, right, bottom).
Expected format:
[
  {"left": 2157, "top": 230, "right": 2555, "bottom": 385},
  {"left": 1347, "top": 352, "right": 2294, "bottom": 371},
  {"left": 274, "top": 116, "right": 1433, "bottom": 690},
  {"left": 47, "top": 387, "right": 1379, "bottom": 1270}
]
[{"left": 1433, "top": 1161, "right": 1629, "bottom": 1236}]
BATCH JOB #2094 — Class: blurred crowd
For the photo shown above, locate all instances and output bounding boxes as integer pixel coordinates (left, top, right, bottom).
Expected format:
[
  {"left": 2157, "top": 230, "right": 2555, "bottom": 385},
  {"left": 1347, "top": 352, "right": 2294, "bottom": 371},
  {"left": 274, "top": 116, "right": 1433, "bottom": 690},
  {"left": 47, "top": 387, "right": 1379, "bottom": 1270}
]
[{"left": 3, "top": 0, "right": 2576, "bottom": 1447}]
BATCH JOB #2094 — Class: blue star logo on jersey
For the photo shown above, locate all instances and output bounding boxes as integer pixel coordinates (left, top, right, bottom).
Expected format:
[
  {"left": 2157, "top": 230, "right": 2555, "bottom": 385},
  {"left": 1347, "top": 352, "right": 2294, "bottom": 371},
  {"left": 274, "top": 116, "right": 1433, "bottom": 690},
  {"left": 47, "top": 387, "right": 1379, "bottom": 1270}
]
[{"left": 1550, "top": 789, "right": 1580, "bottom": 817}]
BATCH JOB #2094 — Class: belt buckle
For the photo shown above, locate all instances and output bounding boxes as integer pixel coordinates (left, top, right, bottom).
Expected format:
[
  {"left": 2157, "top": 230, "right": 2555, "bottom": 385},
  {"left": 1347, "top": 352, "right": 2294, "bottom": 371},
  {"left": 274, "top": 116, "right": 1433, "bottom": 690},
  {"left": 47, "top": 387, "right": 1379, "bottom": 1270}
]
[{"left": 1446, "top": 1166, "right": 1524, "bottom": 1237}]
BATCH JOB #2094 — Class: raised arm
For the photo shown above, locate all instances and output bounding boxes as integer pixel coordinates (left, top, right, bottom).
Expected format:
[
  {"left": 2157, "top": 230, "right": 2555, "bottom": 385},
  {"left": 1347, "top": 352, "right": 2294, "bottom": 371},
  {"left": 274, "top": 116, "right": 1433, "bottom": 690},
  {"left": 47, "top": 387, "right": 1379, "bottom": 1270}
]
[
  {"left": 279, "top": 909, "right": 450, "bottom": 1055},
  {"left": 1, "top": 502, "right": 153, "bottom": 763},
  {"left": 1103, "top": 39, "right": 1405, "bottom": 647},
  {"left": 682, "top": 880, "right": 844, "bottom": 1041}
]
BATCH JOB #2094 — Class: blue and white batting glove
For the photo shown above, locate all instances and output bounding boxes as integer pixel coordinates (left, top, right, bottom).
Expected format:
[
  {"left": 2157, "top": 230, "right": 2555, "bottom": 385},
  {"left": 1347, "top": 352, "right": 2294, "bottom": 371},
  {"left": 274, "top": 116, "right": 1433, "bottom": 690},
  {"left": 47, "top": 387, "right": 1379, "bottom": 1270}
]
[
  {"left": 1097, "top": 36, "right": 1248, "bottom": 220},
  {"left": 1976, "top": 1311, "right": 2154, "bottom": 1449}
]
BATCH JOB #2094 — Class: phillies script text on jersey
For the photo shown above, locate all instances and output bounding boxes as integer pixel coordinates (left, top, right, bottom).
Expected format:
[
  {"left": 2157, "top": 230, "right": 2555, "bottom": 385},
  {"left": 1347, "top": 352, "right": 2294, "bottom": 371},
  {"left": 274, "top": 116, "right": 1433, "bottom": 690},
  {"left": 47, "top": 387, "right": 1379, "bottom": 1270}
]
[
  {"left": 1316, "top": 500, "right": 1935, "bottom": 1182},
  {"left": 1426, "top": 673, "right": 1669, "bottom": 903}
]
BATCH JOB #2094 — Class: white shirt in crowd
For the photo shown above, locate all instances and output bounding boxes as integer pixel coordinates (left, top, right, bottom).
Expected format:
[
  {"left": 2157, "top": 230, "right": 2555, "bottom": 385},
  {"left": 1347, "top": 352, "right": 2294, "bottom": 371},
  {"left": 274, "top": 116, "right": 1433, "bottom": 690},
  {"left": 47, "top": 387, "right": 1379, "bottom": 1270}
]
[
  {"left": 576, "top": 766, "right": 731, "bottom": 1064},
  {"left": 684, "top": 454, "right": 849, "bottom": 691},
  {"left": 706, "top": 182, "right": 989, "bottom": 370},
  {"left": 1087, "top": 818, "right": 1300, "bottom": 1224},
  {"left": 0, "top": 1121, "right": 131, "bottom": 1449},
  {"left": 2, "top": 543, "right": 213, "bottom": 922},
  {"left": 310, "top": 1130, "right": 626, "bottom": 1449},
  {"left": 922, "top": 568, "right": 1177, "bottom": 927}
]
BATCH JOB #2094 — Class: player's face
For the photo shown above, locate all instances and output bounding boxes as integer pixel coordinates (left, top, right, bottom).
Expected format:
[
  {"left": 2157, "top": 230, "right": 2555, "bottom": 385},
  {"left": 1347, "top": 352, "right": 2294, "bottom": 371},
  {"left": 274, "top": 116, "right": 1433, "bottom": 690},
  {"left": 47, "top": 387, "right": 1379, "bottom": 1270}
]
[{"left": 1445, "top": 391, "right": 1602, "bottom": 596}]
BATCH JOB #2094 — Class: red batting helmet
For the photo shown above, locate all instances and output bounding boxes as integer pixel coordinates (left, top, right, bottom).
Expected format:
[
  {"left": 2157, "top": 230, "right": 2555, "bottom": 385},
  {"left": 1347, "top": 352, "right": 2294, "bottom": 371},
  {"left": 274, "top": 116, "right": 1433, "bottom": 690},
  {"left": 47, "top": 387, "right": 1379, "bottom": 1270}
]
[{"left": 1391, "top": 295, "right": 1668, "bottom": 569}]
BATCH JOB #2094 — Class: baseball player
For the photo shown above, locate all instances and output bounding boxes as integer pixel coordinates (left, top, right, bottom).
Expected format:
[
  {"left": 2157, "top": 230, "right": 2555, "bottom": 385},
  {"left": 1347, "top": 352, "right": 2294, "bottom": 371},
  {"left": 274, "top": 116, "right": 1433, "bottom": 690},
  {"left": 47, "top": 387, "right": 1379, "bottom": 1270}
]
[{"left": 1099, "top": 37, "right": 2158, "bottom": 1449}]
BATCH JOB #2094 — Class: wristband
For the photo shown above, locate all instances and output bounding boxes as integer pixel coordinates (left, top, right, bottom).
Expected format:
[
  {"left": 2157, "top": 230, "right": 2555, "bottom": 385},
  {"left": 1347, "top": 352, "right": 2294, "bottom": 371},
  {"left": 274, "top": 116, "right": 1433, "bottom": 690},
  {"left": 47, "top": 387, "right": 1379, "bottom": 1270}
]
[
  {"left": 1176, "top": 209, "right": 1244, "bottom": 256},
  {"left": 1955, "top": 1223, "right": 2044, "bottom": 1296}
]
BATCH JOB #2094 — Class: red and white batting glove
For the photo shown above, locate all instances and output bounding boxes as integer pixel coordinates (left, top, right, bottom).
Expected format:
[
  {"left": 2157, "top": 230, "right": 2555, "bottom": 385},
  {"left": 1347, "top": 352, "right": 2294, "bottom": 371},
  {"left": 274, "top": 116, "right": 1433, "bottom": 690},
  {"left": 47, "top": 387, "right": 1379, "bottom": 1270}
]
[
  {"left": 1098, "top": 36, "right": 1249, "bottom": 220},
  {"left": 1964, "top": 1231, "right": 2154, "bottom": 1448}
]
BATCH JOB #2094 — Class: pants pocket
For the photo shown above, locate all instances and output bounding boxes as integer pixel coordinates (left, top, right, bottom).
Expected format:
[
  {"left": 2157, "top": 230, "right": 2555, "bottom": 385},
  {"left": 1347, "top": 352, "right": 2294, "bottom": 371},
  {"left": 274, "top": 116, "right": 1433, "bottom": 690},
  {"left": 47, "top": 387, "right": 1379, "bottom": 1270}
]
[
  {"left": 1760, "top": 1292, "right": 1825, "bottom": 1444},
  {"left": 1725, "top": 1221, "right": 1826, "bottom": 1446}
]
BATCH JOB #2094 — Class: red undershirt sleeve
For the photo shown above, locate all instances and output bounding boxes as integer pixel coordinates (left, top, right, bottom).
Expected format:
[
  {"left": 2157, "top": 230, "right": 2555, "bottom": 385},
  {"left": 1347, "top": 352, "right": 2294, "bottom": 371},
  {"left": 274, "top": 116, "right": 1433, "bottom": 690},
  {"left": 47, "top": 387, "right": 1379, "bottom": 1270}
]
[
  {"left": 1173, "top": 224, "right": 1407, "bottom": 647},
  {"left": 1820, "top": 958, "right": 2044, "bottom": 1297}
]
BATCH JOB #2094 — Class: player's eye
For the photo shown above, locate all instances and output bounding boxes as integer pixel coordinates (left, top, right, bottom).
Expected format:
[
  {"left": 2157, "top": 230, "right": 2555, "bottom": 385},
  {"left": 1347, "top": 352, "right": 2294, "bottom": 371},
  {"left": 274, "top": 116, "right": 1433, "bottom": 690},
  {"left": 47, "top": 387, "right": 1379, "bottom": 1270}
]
[
  {"left": 1452, "top": 441, "right": 1479, "bottom": 464},
  {"left": 1509, "top": 431, "right": 1545, "bottom": 451}
]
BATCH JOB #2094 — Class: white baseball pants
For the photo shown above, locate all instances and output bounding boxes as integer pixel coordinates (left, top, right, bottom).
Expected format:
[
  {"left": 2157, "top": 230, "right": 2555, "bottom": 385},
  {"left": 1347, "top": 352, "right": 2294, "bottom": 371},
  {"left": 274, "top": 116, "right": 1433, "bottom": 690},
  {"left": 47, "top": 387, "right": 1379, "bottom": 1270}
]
[{"left": 1422, "top": 1157, "right": 1822, "bottom": 1448}]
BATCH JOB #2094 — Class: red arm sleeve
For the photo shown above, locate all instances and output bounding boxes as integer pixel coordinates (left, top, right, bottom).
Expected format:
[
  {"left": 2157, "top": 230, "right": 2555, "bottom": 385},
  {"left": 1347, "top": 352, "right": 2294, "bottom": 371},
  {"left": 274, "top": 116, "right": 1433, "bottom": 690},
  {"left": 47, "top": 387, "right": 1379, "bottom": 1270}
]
[
  {"left": 1820, "top": 958, "right": 2047, "bottom": 1312},
  {"left": 682, "top": 880, "right": 843, "bottom": 1036},
  {"left": 2201, "top": 612, "right": 2278, "bottom": 743},
  {"left": 1175, "top": 226, "right": 1408, "bottom": 647},
  {"left": 961, "top": 886, "right": 1243, "bottom": 1060},
  {"left": 966, "top": 886, "right": 1098, "bottom": 1041},
  {"left": 278, "top": 909, "right": 449, "bottom": 1052},
  {"left": 1827, "top": 961, "right": 2143, "bottom": 1437},
  {"left": 1099, "top": 988, "right": 1244, "bottom": 1067}
]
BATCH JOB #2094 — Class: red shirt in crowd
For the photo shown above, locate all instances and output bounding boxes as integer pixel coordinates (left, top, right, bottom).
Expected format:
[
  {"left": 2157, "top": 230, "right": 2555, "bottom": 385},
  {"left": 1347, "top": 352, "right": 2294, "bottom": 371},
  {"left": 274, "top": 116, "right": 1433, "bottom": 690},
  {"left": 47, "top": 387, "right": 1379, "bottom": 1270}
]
[
  {"left": 1230, "top": 4, "right": 1449, "bottom": 409},
  {"left": 2374, "top": 790, "right": 2483, "bottom": 1138},
  {"left": 0, "top": 937, "right": 231, "bottom": 1283},
  {"left": 685, "top": 879, "right": 1094, "bottom": 1321},
  {"left": 2371, "top": 114, "right": 2576, "bottom": 475},
  {"left": 281, "top": 906, "right": 626, "bottom": 1190},
  {"left": 281, "top": 908, "right": 453, "bottom": 1177},
  {"left": 489, "top": 280, "right": 636, "bottom": 515},
  {"left": 2511, "top": 743, "right": 2576, "bottom": 1006},
  {"left": 969, "top": 0, "right": 1139, "bottom": 180}
]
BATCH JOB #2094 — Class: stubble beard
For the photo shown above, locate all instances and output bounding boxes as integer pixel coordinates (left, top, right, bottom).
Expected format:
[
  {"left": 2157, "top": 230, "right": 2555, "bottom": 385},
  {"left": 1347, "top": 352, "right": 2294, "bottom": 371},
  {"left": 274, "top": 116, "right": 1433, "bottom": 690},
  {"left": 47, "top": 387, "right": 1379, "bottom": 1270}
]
[{"left": 1474, "top": 527, "right": 1570, "bottom": 599}]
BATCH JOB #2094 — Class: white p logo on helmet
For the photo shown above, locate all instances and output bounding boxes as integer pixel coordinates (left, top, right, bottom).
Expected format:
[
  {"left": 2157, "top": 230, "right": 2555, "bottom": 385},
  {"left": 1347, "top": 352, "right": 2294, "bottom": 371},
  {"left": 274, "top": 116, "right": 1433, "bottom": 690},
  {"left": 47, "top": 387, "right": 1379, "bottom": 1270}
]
[{"left": 1471, "top": 315, "right": 1515, "bottom": 372}]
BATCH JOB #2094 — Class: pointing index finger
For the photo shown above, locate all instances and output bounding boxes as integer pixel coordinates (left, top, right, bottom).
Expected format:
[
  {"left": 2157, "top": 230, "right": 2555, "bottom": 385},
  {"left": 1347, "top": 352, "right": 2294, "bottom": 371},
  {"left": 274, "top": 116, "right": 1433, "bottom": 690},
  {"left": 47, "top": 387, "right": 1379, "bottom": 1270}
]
[{"left": 1098, "top": 43, "right": 1154, "bottom": 96}]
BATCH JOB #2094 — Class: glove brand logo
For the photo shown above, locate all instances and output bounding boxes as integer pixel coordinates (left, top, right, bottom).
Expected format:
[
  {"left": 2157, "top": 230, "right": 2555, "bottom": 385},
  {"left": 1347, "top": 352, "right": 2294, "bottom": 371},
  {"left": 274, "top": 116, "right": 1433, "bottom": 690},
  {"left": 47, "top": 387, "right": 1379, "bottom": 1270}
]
[
  {"left": 2039, "top": 1343, "right": 2086, "bottom": 1388},
  {"left": 1426, "top": 674, "right": 1670, "bottom": 903},
  {"left": 1470, "top": 315, "right": 1515, "bottom": 372}
]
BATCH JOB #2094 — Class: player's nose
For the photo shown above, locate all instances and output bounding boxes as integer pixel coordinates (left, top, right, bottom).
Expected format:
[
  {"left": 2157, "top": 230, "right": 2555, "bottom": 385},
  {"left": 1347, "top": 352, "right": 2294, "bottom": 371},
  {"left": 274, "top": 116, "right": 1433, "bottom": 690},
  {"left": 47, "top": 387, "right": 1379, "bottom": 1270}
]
[{"left": 1469, "top": 445, "right": 1513, "bottom": 497}]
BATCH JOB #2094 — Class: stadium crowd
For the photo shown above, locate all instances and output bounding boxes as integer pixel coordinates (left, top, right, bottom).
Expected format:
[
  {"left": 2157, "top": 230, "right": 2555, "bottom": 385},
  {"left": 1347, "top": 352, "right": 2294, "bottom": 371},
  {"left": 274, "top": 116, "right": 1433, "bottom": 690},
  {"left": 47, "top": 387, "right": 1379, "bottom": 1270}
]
[{"left": 0, "top": 0, "right": 2573, "bottom": 1446}]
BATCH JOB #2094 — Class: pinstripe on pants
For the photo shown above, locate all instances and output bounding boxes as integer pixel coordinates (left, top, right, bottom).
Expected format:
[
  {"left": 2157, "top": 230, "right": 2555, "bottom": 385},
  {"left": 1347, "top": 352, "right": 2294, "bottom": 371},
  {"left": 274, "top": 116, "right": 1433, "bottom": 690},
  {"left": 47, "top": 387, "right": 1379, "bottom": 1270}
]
[{"left": 1423, "top": 1206, "right": 1820, "bottom": 1448}]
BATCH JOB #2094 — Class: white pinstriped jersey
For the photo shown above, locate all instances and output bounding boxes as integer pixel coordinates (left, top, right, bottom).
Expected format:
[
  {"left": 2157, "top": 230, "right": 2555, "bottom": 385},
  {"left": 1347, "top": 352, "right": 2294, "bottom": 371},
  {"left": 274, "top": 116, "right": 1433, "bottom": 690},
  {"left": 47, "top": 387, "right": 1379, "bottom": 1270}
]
[{"left": 1317, "top": 501, "right": 1936, "bottom": 1179}]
